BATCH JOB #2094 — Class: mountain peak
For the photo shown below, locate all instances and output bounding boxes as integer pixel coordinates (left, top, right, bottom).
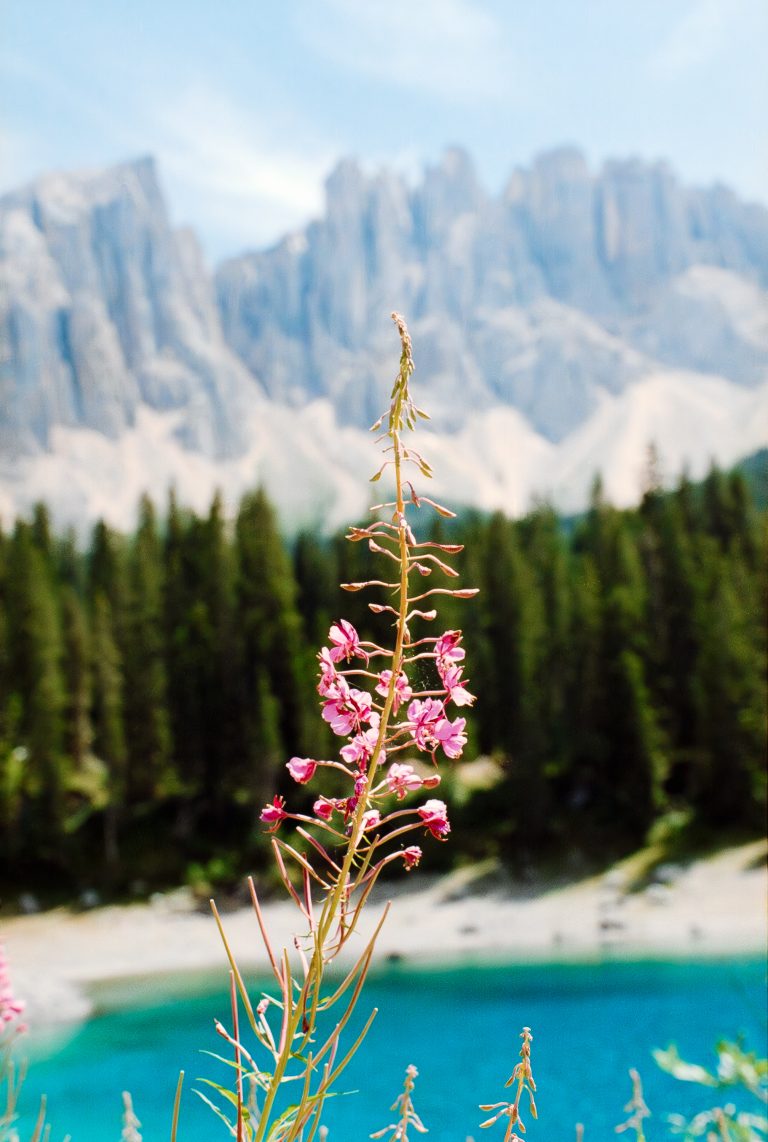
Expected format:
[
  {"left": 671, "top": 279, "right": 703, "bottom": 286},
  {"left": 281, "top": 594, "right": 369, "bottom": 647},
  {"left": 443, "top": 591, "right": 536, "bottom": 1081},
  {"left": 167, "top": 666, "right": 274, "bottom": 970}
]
[
  {"left": 531, "top": 145, "right": 590, "bottom": 180},
  {"left": 0, "top": 152, "right": 259, "bottom": 460},
  {"left": 1, "top": 147, "right": 766, "bottom": 534}
]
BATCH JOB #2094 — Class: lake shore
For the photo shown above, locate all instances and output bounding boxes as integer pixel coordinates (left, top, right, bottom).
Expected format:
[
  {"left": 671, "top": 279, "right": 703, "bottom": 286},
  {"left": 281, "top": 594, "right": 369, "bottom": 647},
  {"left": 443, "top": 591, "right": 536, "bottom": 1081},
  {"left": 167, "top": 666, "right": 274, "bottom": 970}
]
[{"left": 5, "top": 840, "right": 766, "bottom": 1027}]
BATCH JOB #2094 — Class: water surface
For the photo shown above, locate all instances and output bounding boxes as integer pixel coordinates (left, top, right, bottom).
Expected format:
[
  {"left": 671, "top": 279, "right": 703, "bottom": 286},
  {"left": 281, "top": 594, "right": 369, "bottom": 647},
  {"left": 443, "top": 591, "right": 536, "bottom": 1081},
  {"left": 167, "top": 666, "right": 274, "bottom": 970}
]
[{"left": 18, "top": 955, "right": 766, "bottom": 1141}]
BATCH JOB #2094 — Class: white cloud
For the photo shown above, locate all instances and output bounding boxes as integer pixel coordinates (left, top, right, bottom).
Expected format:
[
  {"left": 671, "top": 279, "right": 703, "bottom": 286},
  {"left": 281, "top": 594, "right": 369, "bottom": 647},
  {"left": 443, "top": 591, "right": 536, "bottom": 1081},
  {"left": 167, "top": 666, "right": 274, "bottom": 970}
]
[
  {"left": 155, "top": 86, "right": 330, "bottom": 212},
  {"left": 148, "top": 85, "right": 335, "bottom": 252},
  {"left": 298, "top": 0, "right": 519, "bottom": 104}
]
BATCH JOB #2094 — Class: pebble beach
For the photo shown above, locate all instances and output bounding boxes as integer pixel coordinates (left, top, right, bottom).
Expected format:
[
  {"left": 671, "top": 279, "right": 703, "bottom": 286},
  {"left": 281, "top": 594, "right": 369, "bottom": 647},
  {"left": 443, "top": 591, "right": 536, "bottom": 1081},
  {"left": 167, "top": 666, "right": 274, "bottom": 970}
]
[{"left": 4, "top": 839, "right": 766, "bottom": 1027}]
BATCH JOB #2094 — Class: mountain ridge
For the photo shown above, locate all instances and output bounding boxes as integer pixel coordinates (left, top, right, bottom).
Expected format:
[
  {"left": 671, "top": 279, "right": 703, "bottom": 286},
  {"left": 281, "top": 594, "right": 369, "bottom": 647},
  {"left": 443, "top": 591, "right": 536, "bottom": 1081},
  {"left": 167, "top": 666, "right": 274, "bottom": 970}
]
[
  {"left": 216, "top": 144, "right": 768, "bottom": 437},
  {"left": 1, "top": 148, "right": 766, "bottom": 532}
]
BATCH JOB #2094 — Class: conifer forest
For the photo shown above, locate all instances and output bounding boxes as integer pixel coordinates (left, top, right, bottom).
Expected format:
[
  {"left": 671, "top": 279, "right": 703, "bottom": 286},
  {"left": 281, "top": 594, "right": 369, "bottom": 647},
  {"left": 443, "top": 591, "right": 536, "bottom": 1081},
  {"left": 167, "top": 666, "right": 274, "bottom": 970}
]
[{"left": 1, "top": 461, "right": 765, "bottom": 900}]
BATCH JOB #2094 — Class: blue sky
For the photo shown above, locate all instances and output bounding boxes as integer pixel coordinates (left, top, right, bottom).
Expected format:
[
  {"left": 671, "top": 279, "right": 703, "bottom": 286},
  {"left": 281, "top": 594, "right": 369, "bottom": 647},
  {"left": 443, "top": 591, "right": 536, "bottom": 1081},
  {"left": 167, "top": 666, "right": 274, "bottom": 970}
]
[{"left": 2, "top": 0, "right": 766, "bottom": 261}]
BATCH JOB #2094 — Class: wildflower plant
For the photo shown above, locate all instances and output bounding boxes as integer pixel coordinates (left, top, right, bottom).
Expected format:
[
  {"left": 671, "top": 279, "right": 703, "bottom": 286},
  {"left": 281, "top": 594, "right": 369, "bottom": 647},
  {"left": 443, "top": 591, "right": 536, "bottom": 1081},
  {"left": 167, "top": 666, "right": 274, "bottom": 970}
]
[
  {"left": 205, "top": 313, "right": 478, "bottom": 1141},
  {"left": 479, "top": 1027, "right": 538, "bottom": 1142},
  {"left": 654, "top": 1041, "right": 768, "bottom": 1142},
  {"left": 614, "top": 1069, "right": 650, "bottom": 1142},
  {"left": 370, "top": 1064, "right": 428, "bottom": 1141},
  {"left": 120, "top": 1091, "right": 143, "bottom": 1142},
  {"left": 0, "top": 942, "right": 33, "bottom": 1142}
]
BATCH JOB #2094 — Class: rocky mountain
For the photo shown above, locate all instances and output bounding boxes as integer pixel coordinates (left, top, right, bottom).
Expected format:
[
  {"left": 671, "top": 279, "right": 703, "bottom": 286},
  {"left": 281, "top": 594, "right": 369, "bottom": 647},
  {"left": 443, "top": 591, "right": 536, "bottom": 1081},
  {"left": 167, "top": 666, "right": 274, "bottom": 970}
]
[
  {"left": 0, "top": 157, "right": 261, "bottom": 461},
  {"left": 217, "top": 147, "right": 768, "bottom": 439},
  {"left": 1, "top": 149, "right": 766, "bottom": 533}
]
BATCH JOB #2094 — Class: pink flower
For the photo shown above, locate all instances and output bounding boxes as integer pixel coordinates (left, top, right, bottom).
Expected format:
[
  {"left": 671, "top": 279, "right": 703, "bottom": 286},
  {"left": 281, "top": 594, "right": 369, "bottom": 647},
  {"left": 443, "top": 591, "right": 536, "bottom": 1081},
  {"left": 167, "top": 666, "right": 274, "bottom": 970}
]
[
  {"left": 406, "top": 699, "right": 466, "bottom": 759},
  {"left": 328, "top": 619, "right": 368, "bottom": 663},
  {"left": 0, "top": 945, "right": 24, "bottom": 1028},
  {"left": 313, "top": 797, "right": 335, "bottom": 821},
  {"left": 361, "top": 809, "right": 381, "bottom": 831},
  {"left": 0, "top": 997, "right": 24, "bottom": 1024},
  {"left": 386, "top": 762, "right": 424, "bottom": 800},
  {"left": 260, "top": 795, "right": 287, "bottom": 831},
  {"left": 406, "top": 698, "right": 445, "bottom": 752},
  {"left": 402, "top": 846, "right": 422, "bottom": 871},
  {"left": 440, "top": 663, "right": 475, "bottom": 708},
  {"left": 322, "top": 684, "right": 374, "bottom": 737},
  {"left": 435, "top": 630, "right": 465, "bottom": 670},
  {"left": 417, "top": 799, "right": 451, "bottom": 839},
  {"left": 317, "top": 647, "right": 340, "bottom": 696},
  {"left": 375, "top": 669, "right": 413, "bottom": 713},
  {"left": 340, "top": 717, "right": 384, "bottom": 767},
  {"left": 286, "top": 757, "right": 318, "bottom": 784},
  {"left": 433, "top": 716, "right": 467, "bottom": 759}
]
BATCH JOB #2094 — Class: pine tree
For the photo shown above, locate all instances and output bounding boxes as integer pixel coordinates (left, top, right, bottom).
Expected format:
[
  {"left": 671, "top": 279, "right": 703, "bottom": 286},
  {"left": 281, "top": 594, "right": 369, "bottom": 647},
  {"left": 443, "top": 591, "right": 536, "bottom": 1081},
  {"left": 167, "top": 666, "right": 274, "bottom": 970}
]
[
  {"left": 163, "top": 491, "right": 203, "bottom": 792},
  {"left": 87, "top": 519, "right": 127, "bottom": 641},
  {"left": 55, "top": 527, "right": 84, "bottom": 593},
  {"left": 91, "top": 592, "right": 128, "bottom": 866},
  {"left": 61, "top": 587, "right": 93, "bottom": 769},
  {"left": 30, "top": 502, "right": 54, "bottom": 564},
  {"left": 234, "top": 489, "right": 307, "bottom": 803},
  {"left": 0, "top": 527, "right": 24, "bottom": 861},
  {"left": 702, "top": 463, "right": 748, "bottom": 552},
  {"left": 5, "top": 523, "right": 67, "bottom": 844},
  {"left": 639, "top": 494, "right": 701, "bottom": 797},
  {"left": 122, "top": 497, "right": 173, "bottom": 801},
  {"left": 293, "top": 531, "right": 337, "bottom": 646},
  {"left": 522, "top": 506, "right": 571, "bottom": 778},
  {"left": 198, "top": 492, "right": 239, "bottom": 803},
  {"left": 479, "top": 513, "right": 550, "bottom": 842},
  {"left": 690, "top": 538, "right": 766, "bottom": 829},
  {"left": 566, "top": 553, "right": 606, "bottom": 819},
  {"left": 596, "top": 526, "right": 666, "bottom": 840},
  {"left": 163, "top": 491, "right": 243, "bottom": 804}
]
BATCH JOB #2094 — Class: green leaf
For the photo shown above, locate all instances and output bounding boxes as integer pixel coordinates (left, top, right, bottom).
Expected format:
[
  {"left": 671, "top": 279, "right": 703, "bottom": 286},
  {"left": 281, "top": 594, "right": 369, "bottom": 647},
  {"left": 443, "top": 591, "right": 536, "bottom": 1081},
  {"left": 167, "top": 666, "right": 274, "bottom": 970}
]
[
  {"left": 653, "top": 1045, "right": 717, "bottom": 1086},
  {"left": 192, "top": 1087, "right": 234, "bottom": 1131},
  {"left": 199, "top": 1049, "right": 252, "bottom": 1074}
]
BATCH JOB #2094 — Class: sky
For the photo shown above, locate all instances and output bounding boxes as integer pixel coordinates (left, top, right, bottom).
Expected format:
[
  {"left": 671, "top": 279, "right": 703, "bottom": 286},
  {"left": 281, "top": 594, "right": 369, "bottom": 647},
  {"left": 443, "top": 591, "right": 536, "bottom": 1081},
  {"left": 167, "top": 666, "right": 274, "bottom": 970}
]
[{"left": 1, "top": 0, "right": 766, "bottom": 261}]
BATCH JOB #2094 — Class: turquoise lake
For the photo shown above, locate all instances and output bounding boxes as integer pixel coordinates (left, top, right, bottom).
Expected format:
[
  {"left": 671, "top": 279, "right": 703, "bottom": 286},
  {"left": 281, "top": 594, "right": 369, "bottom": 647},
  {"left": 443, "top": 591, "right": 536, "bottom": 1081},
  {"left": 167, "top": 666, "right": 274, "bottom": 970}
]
[{"left": 17, "top": 955, "right": 766, "bottom": 1141}]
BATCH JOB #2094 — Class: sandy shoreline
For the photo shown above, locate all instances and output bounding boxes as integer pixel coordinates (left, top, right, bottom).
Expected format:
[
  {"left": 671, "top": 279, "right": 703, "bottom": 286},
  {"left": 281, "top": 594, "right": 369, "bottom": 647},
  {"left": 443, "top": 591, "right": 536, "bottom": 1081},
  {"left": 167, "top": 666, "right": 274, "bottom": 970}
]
[{"left": 5, "top": 840, "right": 766, "bottom": 1027}]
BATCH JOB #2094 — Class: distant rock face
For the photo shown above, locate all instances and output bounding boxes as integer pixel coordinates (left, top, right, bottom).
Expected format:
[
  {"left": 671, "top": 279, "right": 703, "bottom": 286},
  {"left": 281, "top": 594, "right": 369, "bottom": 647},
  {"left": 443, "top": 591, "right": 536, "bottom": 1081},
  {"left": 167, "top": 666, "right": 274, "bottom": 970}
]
[
  {"left": 217, "top": 147, "right": 768, "bottom": 440},
  {"left": 0, "top": 157, "right": 260, "bottom": 459},
  {"left": 1, "top": 148, "right": 767, "bottom": 534}
]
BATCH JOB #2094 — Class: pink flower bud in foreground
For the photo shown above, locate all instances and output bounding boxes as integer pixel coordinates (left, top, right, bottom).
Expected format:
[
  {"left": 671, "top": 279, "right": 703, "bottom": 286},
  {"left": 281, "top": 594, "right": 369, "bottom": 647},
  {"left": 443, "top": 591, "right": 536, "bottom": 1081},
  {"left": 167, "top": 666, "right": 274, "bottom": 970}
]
[
  {"left": 386, "top": 762, "right": 423, "bottom": 800},
  {"left": 402, "top": 846, "right": 422, "bottom": 870},
  {"left": 286, "top": 757, "right": 318, "bottom": 784},
  {"left": 417, "top": 799, "right": 450, "bottom": 839},
  {"left": 361, "top": 809, "right": 381, "bottom": 831},
  {"left": 313, "top": 797, "right": 335, "bottom": 821},
  {"left": 260, "top": 795, "right": 287, "bottom": 831},
  {"left": 0, "top": 944, "right": 25, "bottom": 1030}
]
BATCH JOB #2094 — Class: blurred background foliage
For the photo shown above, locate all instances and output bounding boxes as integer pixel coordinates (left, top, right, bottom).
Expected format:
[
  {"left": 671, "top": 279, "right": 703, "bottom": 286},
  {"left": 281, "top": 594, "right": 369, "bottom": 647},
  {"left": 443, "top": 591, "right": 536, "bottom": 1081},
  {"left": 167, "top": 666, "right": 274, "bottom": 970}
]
[{"left": 0, "top": 456, "right": 764, "bottom": 904}]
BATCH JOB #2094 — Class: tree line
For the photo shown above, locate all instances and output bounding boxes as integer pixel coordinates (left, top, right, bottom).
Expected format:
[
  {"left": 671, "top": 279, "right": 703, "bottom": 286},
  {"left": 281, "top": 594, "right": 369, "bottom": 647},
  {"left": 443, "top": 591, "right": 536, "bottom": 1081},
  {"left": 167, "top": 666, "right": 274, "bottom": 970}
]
[{"left": 0, "top": 464, "right": 764, "bottom": 899}]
